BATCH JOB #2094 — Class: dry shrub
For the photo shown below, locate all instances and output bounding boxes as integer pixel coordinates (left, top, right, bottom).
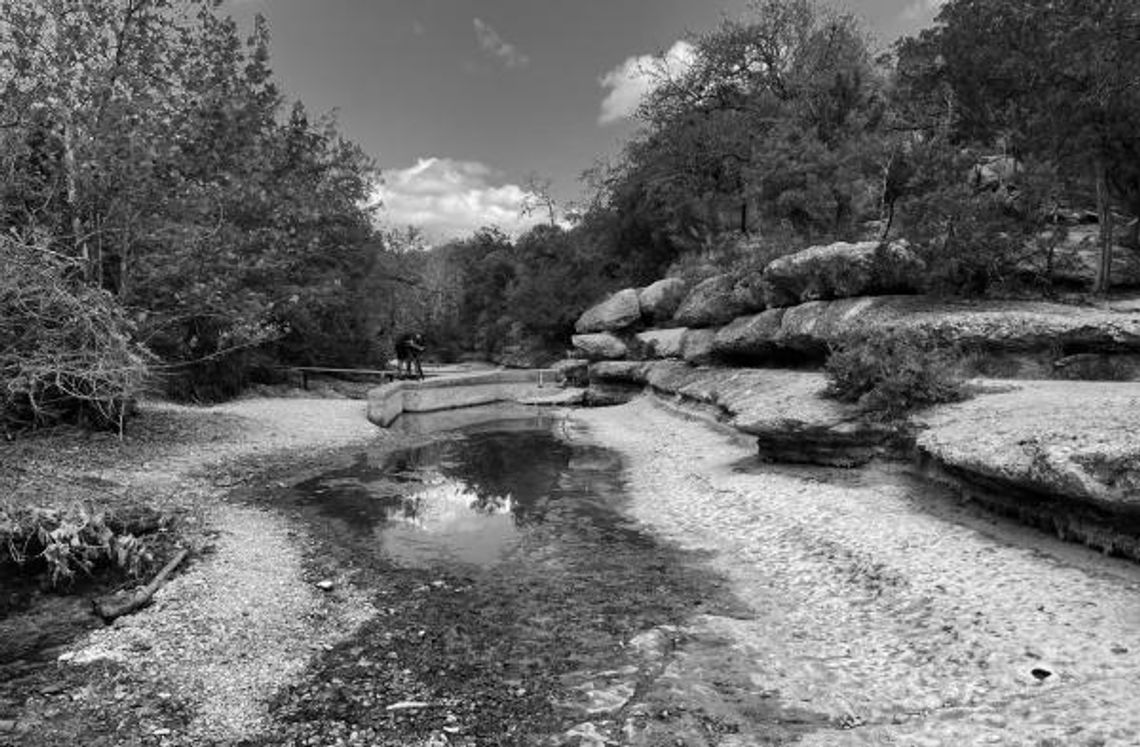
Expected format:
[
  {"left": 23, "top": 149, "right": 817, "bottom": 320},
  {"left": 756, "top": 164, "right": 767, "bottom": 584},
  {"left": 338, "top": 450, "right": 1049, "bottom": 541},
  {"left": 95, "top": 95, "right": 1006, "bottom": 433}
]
[
  {"left": 0, "top": 238, "right": 149, "bottom": 432},
  {"left": 825, "top": 328, "right": 967, "bottom": 420}
]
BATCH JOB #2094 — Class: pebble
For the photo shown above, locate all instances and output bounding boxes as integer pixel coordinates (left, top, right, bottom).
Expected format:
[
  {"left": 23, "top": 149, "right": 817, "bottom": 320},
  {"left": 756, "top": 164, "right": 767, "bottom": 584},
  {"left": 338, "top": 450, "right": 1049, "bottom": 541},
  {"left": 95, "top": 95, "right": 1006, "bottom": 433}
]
[{"left": 315, "top": 580, "right": 335, "bottom": 591}]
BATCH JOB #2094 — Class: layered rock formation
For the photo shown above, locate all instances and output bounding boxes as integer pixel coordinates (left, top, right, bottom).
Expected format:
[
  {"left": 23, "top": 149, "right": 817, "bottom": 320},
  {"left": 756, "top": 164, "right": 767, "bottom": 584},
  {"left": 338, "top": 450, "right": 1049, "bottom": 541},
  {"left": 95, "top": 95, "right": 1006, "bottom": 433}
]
[{"left": 565, "top": 235, "right": 1140, "bottom": 556}]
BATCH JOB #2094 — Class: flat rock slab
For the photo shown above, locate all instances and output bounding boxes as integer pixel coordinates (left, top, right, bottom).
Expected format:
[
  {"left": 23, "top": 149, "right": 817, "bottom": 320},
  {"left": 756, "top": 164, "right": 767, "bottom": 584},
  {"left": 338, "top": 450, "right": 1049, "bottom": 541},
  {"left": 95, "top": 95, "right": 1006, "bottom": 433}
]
[
  {"left": 591, "top": 362, "right": 896, "bottom": 467},
  {"left": 918, "top": 381, "right": 1140, "bottom": 510}
]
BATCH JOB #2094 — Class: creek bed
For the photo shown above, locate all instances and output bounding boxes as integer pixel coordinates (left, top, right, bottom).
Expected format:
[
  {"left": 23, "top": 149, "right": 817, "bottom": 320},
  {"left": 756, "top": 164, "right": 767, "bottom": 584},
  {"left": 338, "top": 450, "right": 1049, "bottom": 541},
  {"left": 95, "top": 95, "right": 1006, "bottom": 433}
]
[{"left": 251, "top": 408, "right": 826, "bottom": 746}]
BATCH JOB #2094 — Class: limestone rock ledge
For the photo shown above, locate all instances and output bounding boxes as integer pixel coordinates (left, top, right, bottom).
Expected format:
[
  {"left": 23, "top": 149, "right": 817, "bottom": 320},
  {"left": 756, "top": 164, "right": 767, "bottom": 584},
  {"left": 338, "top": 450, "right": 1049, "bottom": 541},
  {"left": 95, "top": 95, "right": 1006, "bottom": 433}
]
[
  {"left": 917, "top": 381, "right": 1140, "bottom": 513},
  {"left": 589, "top": 361, "right": 899, "bottom": 467},
  {"left": 590, "top": 362, "right": 1140, "bottom": 556}
]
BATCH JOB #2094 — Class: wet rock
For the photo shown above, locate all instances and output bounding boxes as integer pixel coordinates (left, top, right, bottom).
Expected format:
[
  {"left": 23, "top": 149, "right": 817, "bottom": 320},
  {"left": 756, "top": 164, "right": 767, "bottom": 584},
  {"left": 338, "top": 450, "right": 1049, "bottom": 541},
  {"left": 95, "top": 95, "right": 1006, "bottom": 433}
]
[
  {"left": 589, "top": 361, "right": 649, "bottom": 383},
  {"left": 574, "top": 680, "right": 636, "bottom": 716},
  {"left": 762, "top": 240, "right": 924, "bottom": 308},
  {"left": 572, "top": 333, "right": 630, "bottom": 361},
  {"left": 638, "top": 279, "right": 689, "bottom": 325},
  {"left": 628, "top": 627, "right": 675, "bottom": 661},
  {"left": 554, "top": 358, "right": 590, "bottom": 387},
  {"left": 673, "top": 274, "right": 756, "bottom": 328},
  {"left": 564, "top": 720, "right": 616, "bottom": 746},
  {"left": 576, "top": 289, "right": 643, "bottom": 333}
]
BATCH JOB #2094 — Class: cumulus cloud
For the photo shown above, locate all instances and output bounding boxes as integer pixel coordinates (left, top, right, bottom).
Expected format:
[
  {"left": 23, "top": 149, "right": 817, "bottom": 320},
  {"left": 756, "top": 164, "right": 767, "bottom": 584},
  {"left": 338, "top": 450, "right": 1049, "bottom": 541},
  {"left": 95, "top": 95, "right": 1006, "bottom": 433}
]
[
  {"left": 901, "top": 0, "right": 947, "bottom": 21},
  {"left": 598, "top": 40, "right": 695, "bottom": 125},
  {"left": 372, "top": 157, "right": 548, "bottom": 242},
  {"left": 473, "top": 18, "right": 529, "bottom": 69}
]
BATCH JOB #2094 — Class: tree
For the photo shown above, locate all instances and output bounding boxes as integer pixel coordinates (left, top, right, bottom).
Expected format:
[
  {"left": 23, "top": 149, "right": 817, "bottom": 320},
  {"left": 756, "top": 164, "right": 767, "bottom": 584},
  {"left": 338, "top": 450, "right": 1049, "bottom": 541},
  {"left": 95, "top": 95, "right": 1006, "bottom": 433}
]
[
  {"left": 593, "top": 0, "right": 887, "bottom": 261},
  {"left": 1, "top": 1, "right": 384, "bottom": 403},
  {"left": 895, "top": 0, "right": 1140, "bottom": 293}
]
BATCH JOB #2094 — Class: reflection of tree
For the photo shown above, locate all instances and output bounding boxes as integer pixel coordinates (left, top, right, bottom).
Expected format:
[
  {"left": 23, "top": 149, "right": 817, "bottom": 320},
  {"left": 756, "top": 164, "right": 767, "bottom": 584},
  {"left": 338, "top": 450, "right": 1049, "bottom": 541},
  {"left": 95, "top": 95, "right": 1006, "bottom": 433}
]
[
  {"left": 469, "top": 491, "right": 512, "bottom": 515},
  {"left": 442, "top": 433, "right": 571, "bottom": 526}
]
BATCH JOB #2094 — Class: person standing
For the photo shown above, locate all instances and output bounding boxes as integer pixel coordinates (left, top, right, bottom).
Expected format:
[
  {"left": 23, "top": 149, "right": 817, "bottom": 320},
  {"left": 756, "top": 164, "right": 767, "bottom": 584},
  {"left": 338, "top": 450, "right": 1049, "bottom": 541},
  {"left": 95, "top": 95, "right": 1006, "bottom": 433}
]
[{"left": 395, "top": 332, "right": 425, "bottom": 379}]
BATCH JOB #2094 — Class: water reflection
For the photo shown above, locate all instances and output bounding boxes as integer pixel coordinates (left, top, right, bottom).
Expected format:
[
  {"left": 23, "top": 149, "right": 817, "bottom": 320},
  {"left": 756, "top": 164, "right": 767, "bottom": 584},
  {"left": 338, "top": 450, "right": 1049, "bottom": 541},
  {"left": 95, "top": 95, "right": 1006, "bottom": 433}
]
[{"left": 292, "top": 427, "right": 629, "bottom": 569}]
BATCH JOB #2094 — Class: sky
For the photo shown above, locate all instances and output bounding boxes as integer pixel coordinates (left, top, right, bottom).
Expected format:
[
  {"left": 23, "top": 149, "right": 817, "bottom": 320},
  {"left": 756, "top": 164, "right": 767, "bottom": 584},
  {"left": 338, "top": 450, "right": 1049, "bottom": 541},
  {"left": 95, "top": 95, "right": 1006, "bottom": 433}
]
[{"left": 224, "top": 0, "right": 946, "bottom": 241}]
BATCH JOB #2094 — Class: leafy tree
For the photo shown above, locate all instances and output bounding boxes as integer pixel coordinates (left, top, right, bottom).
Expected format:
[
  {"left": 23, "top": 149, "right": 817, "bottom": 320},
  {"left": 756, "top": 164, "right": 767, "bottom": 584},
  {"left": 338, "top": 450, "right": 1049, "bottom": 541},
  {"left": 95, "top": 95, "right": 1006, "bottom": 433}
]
[
  {"left": 1, "top": 0, "right": 384, "bottom": 403},
  {"left": 600, "top": 0, "right": 887, "bottom": 252},
  {"left": 895, "top": 0, "right": 1140, "bottom": 293}
]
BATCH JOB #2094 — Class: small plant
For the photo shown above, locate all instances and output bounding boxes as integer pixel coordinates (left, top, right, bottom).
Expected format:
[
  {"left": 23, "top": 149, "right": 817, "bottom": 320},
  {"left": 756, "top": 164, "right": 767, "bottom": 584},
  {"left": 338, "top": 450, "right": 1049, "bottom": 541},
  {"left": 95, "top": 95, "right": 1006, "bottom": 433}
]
[
  {"left": 825, "top": 329, "right": 967, "bottom": 420},
  {"left": 0, "top": 503, "right": 156, "bottom": 587}
]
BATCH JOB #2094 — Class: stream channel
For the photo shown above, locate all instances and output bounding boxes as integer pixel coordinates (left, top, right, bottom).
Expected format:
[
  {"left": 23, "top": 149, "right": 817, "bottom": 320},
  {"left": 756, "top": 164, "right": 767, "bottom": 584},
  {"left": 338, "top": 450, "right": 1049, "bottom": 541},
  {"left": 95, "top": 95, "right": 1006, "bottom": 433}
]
[{"left": 250, "top": 405, "right": 825, "bottom": 746}]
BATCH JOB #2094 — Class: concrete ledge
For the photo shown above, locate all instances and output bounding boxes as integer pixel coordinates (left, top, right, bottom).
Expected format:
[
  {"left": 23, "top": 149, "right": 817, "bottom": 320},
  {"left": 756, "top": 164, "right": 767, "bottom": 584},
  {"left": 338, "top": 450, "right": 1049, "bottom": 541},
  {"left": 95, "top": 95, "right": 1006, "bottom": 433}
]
[{"left": 367, "top": 369, "right": 565, "bottom": 427}]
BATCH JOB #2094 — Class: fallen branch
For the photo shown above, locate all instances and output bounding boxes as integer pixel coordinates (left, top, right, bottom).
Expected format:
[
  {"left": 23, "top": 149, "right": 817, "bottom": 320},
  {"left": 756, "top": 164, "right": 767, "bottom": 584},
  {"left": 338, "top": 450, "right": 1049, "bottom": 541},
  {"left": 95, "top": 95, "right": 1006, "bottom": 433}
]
[{"left": 94, "top": 548, "right": 190, "bottom": 622}]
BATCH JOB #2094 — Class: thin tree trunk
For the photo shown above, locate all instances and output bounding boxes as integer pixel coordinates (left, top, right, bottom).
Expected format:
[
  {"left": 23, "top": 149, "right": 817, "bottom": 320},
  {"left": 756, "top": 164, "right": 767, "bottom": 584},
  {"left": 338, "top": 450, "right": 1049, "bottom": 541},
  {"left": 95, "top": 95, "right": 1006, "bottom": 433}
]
[
  {"left": 1094, "top": 159, "right": 1115, "bottom": 295},
  {"left": 62, "top": 112, "right": 88, "bottom": 279}
]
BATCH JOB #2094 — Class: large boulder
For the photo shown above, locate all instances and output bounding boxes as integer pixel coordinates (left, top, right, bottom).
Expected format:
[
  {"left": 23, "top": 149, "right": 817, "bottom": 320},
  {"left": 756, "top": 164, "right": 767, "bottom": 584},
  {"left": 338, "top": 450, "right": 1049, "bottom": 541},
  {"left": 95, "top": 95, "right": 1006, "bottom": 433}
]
[
  {"left": 713, "top": 309, "right": 786, "bottom": 361},
  {"left": 635, "top": 328, "right": 688, "bottom": 359},
  {"left": 680, "top": 329, "right": 717, "bottom": 365},
  {"left": 571, "top": 333, "right": 629, "bottom": 361},
  {"left": 637, "top": 278, "right": 689, "bottom": 324},
  {"left": 575, "top": 288, "right": 642, "bottom": 333},
  {"left": 761, "top": 240, "right": 925, "bottom": 308},
  {"left": 673, "top": 274, "right": 761, "bottom": 328}
]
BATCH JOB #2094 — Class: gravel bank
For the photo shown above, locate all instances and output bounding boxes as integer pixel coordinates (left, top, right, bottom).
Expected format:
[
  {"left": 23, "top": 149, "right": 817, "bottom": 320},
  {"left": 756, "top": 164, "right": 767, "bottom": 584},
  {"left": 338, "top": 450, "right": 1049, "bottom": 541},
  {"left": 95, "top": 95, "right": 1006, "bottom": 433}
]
[
  {"left": 574, "top": 396, "right": 1140, "bottom": 746},
  {"left": 36, "top": 398, "right": 386, "bottom": 745}
]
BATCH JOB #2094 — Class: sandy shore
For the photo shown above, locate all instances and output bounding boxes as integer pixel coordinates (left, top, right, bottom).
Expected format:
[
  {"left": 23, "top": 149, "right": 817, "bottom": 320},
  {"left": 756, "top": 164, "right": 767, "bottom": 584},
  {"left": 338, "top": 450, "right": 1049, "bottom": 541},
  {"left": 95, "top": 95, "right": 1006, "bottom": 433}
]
[{"left": 574, "top": 396, "right": 1140, "bottom": 746}]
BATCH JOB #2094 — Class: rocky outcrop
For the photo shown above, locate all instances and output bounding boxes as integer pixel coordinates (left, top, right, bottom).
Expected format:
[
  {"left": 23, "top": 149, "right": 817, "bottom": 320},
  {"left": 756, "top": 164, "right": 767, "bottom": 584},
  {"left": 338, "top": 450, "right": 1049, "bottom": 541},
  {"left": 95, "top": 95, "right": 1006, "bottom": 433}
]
[
  {"left": 589, "top": 361, "right": 898, "bottom": 467},
  {"left": 638, "top": 278, "right": 689, "bottom": 324},
  {"left": 552, "top": 358, "right": 589, "bottom": 387},
  {"left": 706, "top": 295, "right": 1140, "bottom": 372},
  {"left": 673, "top": 274, "right": 764, "bottom": 328},
  {"left": 571, "top": 332, "right": 630, "bottom": 361},
  {"left": 918, "top": 381, "right": 1140, "bottom": 510},
  {"left": 680, "top": 329, "right": 717, "bottom": 365},
  {"left": 917, "top": 381, "right": 1140, "bottom": 555},
  {"left": 575, "top": 289, "right": 642, "bottom": 333},
  {"left": 762, "top": 241, "right": 925, "bottom": 308},
  {"left": 714, "top": 309, "right": 786, "bottom": 361},
  {"left": 635, "top": 328, "right": 687, "bottom": 359}
]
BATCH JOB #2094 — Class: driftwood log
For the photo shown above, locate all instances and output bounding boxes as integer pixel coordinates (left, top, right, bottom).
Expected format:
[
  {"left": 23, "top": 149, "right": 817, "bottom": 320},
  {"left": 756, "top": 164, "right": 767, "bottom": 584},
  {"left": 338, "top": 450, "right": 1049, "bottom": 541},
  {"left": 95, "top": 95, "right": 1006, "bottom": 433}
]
[{"left": 94, "top": 548, "right": 190, "bottom": 622}]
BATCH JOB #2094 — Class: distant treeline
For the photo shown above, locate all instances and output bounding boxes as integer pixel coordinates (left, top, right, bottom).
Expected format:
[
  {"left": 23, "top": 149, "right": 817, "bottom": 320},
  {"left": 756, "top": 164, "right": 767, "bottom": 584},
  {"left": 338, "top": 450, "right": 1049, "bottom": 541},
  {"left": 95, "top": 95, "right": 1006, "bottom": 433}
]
[{"left": 1, "top": 0, "right": 1138, "bottom": 428}]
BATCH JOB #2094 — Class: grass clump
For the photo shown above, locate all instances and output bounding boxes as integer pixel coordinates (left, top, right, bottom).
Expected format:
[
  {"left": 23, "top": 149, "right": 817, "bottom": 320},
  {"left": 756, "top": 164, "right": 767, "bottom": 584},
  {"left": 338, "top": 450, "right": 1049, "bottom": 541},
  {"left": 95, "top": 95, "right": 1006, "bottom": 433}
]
[{"left": 825, "top": 329, "right": 967, "bottom": 420}]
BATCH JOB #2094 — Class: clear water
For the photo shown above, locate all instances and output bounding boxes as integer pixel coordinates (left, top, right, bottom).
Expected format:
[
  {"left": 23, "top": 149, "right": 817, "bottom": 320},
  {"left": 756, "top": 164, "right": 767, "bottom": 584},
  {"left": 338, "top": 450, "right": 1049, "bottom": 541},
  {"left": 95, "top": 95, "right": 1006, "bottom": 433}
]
[{"left": 291, "top": 417, "right": 639, "bottom": 570}]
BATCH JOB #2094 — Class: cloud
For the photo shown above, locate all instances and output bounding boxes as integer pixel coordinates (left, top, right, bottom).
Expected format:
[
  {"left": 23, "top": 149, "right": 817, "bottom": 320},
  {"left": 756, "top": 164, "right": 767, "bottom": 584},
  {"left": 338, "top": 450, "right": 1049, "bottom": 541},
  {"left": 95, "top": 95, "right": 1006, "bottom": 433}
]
[
  {"left": 901, "top": 0, "right": 947, "bottom": 21},
  {"left": 598, "top": 40, "right": 695, "bottom": 125},
  {"left": 372, "top": 157, "right": 548, "bottom": 242},
  {"left": 473, "top": 18, "right": 529, "bottom": 69}
]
